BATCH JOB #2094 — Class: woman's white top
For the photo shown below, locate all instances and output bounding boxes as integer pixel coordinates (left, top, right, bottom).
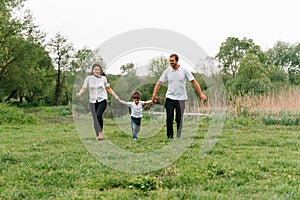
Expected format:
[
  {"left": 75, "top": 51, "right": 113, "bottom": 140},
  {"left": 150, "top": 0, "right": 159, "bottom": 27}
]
[{"left": 83, "top": 75, "right": 110, "bottom": 103}]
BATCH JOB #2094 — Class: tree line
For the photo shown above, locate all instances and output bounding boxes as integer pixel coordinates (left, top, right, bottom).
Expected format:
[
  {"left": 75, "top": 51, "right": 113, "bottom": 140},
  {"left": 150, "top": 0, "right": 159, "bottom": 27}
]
[{"left": 1, "top": 0, "right": 299, "bottom": 106}]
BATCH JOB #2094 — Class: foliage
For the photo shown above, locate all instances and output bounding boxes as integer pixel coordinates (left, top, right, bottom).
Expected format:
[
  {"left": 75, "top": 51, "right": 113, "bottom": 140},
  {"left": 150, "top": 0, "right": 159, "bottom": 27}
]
[
  {"left": 215, "top": 37, "right": 266, "bottom": 77},
  {"left": 0, "top": 0, "right": 54, "bottom": 104},
  {"left": 0, "top": 103, "right": 38, "bottom": 124},
  {"left": 149, "top": 56, "right": 168, "bottom": 78},
  {"left": 266, "top": 41, "right": 300, "bottom": 85},
  {"left": 47, "top": 33, "right": 75, "bottom": 105},
  {"left": 120, "top": 62, "right": 135, "bottom": 75},
  {"left": 262, "top": 115, "right": 300, "bottom": 126},
  {"left": 268, "top": 65, "right": 289, "bottom": 84},
  {"left": 127, "top": 176, "right": 158, "bottom": 192}
]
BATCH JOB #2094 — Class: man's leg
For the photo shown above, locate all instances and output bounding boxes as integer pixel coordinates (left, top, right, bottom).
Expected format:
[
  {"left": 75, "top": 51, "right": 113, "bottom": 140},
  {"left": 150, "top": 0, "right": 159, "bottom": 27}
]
[
  {"left": 165, "top": 98, "right": 175, "bottom": 138},
  {"left": 175, "top": 100, "right": 185, "bottom": 138}
]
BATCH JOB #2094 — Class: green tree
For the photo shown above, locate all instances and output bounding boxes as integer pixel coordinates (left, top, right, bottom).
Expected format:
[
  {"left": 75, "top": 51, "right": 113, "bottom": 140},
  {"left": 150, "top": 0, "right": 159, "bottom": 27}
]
[
  {"left": 149, "top": 56, "right": 168, "bottom": 78},
  {"left": 268, "top": 65, "right": 289, "bottom": 85},
  {"left": 227, "top": 53, "right": 271, "bottom": 95},
  {"left": 238, "top": 53, "right": 266, "bottom": 80},
  {"left": 48, "top": 33, "right": 74, "bottom": 105},
  {"left": 266, "top": 41, "right": 300, "bottom": 85},
  {"left": 215, "top": 37, "right": 266, "bottom": 77},
  {"left": 120, "top": 62, "right": 135, "bottom": 75},
  {"left": 0, "top": 0, "right": 54, "bottom": 104}
]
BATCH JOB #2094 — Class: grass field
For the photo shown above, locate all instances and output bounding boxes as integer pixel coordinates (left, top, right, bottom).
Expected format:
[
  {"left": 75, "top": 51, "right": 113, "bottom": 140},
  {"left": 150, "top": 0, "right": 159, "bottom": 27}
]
[{"left": 0, "top": 106, "right": 299, "bottom": 199}]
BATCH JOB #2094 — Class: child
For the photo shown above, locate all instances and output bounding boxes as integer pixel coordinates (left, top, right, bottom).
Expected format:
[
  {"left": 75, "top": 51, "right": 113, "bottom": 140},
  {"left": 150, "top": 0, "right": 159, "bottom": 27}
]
[{"left": 118, "top": 91, "right": 152, "bottom": 140}]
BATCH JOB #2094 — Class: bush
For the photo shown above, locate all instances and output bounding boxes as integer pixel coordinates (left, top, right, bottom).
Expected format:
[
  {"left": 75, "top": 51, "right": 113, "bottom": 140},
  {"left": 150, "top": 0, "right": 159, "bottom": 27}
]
[
  {"left": 262, "top": 115, "right": 300, "bottom": 126},
  {"left": 0, "top": 103, "right": 38, "bottom": 124}
]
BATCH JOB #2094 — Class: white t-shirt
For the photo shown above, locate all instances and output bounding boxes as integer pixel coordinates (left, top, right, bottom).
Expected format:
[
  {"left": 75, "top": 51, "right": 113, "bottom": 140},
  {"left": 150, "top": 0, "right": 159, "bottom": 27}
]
[
  {"left": 83, "top": 75, "right": 110, "bottom": 103},
  {"left": 159, "top": 66, "right": 194, "bottom": 100},
  {"left": 127, "top": 101, "right": 145, "bottom": 118}
]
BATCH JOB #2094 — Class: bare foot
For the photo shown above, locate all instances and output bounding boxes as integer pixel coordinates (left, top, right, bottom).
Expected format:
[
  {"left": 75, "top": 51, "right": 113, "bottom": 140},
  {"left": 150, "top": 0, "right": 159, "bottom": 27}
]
[{"left": 98, "top": 132, "right": 103, "bottom": 140}]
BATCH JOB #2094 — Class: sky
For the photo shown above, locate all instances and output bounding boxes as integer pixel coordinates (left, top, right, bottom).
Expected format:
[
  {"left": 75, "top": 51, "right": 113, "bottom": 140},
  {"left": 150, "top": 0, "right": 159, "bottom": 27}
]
[{"left": 24, "top": 0, "right": 299, "bottom": 73}]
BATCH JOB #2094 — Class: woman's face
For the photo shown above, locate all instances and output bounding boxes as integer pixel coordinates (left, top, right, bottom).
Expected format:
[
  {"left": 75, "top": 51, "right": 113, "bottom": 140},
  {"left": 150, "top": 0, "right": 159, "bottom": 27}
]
[{"left": 93, "top": 66, "right": 101, "bottom": 76}]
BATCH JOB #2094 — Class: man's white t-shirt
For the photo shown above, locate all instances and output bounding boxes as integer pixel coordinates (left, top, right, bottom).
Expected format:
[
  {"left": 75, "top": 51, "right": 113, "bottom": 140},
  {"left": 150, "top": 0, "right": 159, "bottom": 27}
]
[{"left": 159, "top": 66, "right": 194, "bottom": 100}]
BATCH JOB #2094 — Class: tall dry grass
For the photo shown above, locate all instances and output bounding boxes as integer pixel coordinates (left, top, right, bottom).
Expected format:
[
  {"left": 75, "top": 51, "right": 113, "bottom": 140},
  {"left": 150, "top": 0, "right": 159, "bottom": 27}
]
[{"left": 228, "top": 86, "right": 300, "bottom": 116}]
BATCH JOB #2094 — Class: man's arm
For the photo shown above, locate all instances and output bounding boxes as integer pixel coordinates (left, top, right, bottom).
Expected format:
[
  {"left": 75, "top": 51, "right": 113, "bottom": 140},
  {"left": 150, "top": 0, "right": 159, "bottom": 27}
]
[
  {"left": 191, "top": 79, "right": 207, "bottom": 102},
  {"left": 152, "top": 81, "right": 162, "bottom": 102}
]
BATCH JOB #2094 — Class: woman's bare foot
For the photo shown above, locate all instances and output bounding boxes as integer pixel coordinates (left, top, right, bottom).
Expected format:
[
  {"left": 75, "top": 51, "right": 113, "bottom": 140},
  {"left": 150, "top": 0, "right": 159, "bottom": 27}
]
[{"left": 97, "top": 132, "right": 103, "bottom": 140}]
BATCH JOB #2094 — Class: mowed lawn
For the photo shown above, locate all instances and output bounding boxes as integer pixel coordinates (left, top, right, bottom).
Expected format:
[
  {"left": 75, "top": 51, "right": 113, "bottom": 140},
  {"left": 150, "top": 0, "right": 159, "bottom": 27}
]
[{"left": 0, "top": 107, "right": 299, "bottom": 200}]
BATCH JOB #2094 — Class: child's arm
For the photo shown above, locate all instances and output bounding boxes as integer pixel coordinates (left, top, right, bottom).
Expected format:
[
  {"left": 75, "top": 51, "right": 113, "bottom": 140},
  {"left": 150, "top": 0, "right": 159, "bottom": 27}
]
[
  {"left": 118, "top": 99, "right": 128, "bottom": 105},
  {"left": 144, "top": 99, "right": 153, "bottom": 104}
]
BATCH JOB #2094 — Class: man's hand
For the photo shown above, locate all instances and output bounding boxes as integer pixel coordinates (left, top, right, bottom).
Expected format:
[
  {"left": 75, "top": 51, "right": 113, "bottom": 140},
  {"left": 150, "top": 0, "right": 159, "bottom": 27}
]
[
  {"left": 152, "top": 95, "right": 157, "bottom": 103},
  {"left": 200, "top": 93, "right": 207, "bottom": 102}
]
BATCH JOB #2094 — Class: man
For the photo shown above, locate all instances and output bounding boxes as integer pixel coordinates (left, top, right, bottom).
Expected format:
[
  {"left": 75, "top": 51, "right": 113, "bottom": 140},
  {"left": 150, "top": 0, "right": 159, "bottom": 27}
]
[{"left": 152, "top": 54, "right": 207, "bottom": 139}]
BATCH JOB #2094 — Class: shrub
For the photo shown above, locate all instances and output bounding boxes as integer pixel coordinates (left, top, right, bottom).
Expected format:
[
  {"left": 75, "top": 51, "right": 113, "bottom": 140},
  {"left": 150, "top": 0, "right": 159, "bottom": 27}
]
[
  {"left": 0, "top": 103, "right": 38, "bottom": 124},
  {"left": 262, "top": 115, "right": 300, "bottom": 126}
]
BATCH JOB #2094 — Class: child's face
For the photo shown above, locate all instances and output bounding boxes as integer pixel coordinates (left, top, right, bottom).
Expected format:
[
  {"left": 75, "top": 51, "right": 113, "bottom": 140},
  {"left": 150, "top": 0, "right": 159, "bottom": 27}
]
[{"left": 133, "top": 98, "right": 140, "bottom": 104}]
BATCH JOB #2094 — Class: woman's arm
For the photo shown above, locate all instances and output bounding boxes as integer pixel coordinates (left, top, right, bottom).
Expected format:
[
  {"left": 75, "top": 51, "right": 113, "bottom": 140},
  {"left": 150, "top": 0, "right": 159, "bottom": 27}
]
[
  {"left": 77, "top": 87, "right": 86, "bottom": 97},
  {"left": 106, "top": 86, "right": 119, "bottom": 100},
  {"left": 118, "top": 99, "right": 127, "bottom": 105}
]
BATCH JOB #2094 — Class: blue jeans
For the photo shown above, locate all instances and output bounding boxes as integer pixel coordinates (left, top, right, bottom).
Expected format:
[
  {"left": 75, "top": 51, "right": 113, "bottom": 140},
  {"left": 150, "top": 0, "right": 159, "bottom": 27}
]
[{"left": 131, "top": 116, "right": 141, "bottom": 138}]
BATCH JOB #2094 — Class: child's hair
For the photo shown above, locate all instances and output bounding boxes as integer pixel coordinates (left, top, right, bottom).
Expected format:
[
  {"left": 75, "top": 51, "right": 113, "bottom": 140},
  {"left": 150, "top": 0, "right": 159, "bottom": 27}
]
[{"left": 132, "top": 91, "right": 142, "bottom": 99}]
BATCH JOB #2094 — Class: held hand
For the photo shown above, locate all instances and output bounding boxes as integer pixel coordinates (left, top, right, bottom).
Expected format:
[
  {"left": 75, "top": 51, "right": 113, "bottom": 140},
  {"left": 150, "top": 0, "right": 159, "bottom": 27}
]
[
  {"left": 76, "top": 92, "right": 81, "bottom": 97},
  {"left": 114, "top": 95, "right": 120, "bottom": 101},
  {"left": 152, "top": 95, "right": 157, "bottom": 103},
  {"left": 200, "top": 93, "right": 207, "bottom": 102}
]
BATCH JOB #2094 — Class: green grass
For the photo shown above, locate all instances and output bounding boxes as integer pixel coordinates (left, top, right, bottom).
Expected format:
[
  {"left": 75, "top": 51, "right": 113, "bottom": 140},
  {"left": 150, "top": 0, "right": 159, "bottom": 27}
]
[{"left": 0, "top": 106, "right": 299, "bottom": 199}]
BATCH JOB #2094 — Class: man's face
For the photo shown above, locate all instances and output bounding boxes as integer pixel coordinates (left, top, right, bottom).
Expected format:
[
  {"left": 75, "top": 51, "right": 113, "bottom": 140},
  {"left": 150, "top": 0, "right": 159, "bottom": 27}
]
[{"left": 169, "top": 56, "right": 177, "bottom": 68}]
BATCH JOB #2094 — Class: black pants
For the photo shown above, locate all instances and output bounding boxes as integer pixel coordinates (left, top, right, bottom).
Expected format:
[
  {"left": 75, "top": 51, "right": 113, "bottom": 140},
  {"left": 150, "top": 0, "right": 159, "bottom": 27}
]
[
  {"left": 90, "top": 100, "right": 107, "bottom": 136},
  {"left": 165, "top": 98, "right": 186, "bottom": 138}
]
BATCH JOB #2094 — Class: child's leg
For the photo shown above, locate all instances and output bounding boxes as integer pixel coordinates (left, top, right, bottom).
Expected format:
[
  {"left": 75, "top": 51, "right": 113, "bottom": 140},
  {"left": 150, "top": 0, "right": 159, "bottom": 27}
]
[{"left": 131, "top": 117, "right": 141, "bottom": 139}]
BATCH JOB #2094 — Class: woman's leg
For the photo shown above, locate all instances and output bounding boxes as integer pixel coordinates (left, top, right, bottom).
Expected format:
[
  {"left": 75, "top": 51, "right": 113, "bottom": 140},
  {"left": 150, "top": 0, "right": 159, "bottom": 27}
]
[
  {"left": 90, "top": 102, "right": 101, "bottom": 137},
  {"left": 96, "top": 100, "right": 107, "bottom": 138}
]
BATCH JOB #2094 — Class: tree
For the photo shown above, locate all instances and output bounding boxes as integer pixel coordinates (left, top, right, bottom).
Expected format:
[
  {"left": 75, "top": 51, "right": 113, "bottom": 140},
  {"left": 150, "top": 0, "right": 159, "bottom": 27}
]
[
  {"left": 48, "top": 33, "right": 74, "bottom": 105},
  {"left": 120, "top": 62, "right": 135, "bottom": 75},
  {"left": 0, "top": 0, "right": 25, "bottom": 77},
  {"left": 238, "top": 53, "right": 266, "bottom": 80},
  {"left": 268, "top": 65, "right": 289, "bottom": 85},
  {"left": 227, "top": 53, "right": 271, "bottom": 95},
  {"left": 0, "top": 0, "right": 54, "bottom": 104},
  {"left": 4, "top": 37, "right": 53, "bottom": 103},
  {"left": 149, "top": 56, "right": 168, "bottom": 78},
  {"left": 215, "top": 37, "right": 266, "bottom": 77},
  {"left": 71, "top": 47, "right": 106, "bottom": 74},
  {"left": 266, "top": 41, "right": 300, "bottom": 85}
]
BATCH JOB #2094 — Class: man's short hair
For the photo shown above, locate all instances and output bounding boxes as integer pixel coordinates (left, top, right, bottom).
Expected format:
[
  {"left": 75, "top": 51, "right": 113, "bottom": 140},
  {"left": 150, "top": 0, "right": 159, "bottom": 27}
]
[{"left": 170, "top": 54, "right": 179, "bottom": 61}]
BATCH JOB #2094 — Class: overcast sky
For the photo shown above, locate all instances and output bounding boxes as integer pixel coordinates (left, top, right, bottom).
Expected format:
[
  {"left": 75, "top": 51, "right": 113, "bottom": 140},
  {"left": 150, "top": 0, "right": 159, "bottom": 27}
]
[{"left": 24, "top": 0, "right": 299, "bottom": 72}]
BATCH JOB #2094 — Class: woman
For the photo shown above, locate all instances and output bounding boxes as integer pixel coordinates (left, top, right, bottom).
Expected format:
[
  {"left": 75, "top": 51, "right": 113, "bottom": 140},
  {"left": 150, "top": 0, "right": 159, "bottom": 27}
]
[{"left": 77, "top": 63, "right": 119, "bottom": 140}]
